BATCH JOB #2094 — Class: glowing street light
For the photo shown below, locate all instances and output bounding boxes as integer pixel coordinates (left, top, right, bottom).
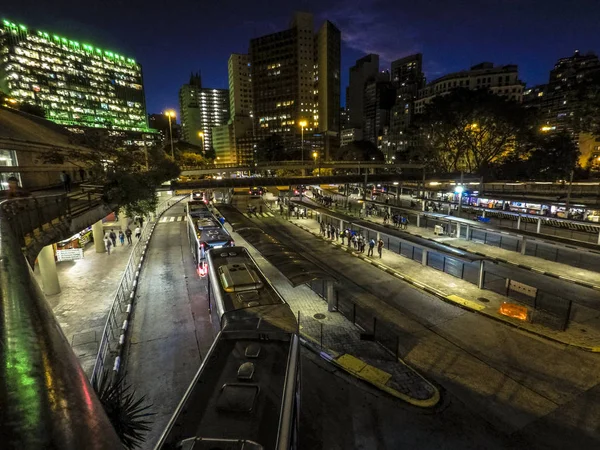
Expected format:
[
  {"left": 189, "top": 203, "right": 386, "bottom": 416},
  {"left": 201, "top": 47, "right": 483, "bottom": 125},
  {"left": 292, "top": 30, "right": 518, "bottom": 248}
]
[
  {"left": 164, "top": 110, "right": 176, "bottom": 159},
  {"left": 312, "top": 151, "right": 319, "bottom": 176},
  {"left": 299, "top": 120, "right": 307, "bottom": 164},
  {"left": 198, "top": 131, "right": 205, "bottom": 152}
]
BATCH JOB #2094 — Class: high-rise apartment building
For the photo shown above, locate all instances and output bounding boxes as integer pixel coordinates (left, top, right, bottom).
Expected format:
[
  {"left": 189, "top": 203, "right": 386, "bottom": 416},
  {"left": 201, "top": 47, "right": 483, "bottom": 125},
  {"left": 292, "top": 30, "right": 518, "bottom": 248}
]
[
  {"left": 315, "top": 20, "right": 341, "bottom": 158},
  {"left": 523, "top": 51, "right": 600, "bottom": 168},
  {"left": 0, "top": 19, "right": 149, "bottom": 132},
  {"left": 179, "top": 72, "right": 203, "bottom": 146},
  {"left": 415, "top": 62, "right": 523, "bottom": 114},
  {"left": 523, "top": 51, "right": 600, "bottom": 133},
  {"left": 225, "top": 53, "right": 255, "bottom": 164},
  {"left": 178, "top": 72, "right": 230, "bottom": 153},
  {"left": 363, "top": 71, "right": 395, "bottom": 147},
  {"left": 250, "top": 12, "right": 341, "bottom": 159},
  {"left": 388, "top": 53, "right": 425, "bottom": 158},
  {"left": 347, "top": 54, "right": 379, "bottom": 129}
]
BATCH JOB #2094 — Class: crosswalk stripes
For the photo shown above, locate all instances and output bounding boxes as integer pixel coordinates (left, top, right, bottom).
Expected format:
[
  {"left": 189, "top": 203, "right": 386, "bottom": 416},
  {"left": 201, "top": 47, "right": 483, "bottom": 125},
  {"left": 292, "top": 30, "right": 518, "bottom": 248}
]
[
  {"left": 159, "top": 215, "right": 186, "bottom": 223},
  {"left": 242, "top": 212, "right": 275, "bottom": 219}
]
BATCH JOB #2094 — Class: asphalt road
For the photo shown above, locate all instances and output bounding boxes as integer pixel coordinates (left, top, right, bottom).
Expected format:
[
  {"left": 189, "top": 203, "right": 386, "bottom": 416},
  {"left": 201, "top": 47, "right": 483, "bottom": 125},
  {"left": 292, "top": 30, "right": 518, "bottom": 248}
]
[{"left": 230, "top": 193, "right": 600, "bottom": 450}]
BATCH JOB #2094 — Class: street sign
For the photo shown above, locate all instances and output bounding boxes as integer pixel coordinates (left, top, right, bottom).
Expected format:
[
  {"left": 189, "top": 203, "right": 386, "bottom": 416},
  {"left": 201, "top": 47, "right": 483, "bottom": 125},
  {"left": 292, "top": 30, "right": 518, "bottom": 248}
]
[{"left": 56, "top": 248, "right": 84, "bottom": 262}]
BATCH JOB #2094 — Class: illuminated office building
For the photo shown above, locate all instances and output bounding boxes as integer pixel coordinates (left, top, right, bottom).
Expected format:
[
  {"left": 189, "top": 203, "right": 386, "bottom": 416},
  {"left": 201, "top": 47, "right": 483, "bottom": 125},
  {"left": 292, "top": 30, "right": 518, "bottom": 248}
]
[{"left": 0, "top": 19, "right": 149, "bottom": 132}]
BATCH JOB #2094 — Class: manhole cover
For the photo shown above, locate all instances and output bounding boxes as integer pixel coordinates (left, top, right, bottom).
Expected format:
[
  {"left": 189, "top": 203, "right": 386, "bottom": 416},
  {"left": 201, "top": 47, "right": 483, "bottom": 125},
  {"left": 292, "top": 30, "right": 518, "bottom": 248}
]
[
  {"left": 313, "top": 313, "right": 326, "bottom": 320},
  {"left": 477, "top": 297, "right": 490, "bottom": 303}
]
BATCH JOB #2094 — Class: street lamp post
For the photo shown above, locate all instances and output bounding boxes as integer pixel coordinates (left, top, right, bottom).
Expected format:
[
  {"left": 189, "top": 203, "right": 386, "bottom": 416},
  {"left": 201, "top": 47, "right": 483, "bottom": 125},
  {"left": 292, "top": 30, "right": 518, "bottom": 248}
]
[
  {"left": 299, "top": 120, "right": 307, "bottom": 165},
  {"left": 198, "top": 131, "right": 205, "bottom": 154},
  {"left": 164, "top": 110, "right": 176, "bottom": 159},
  {"left": 313, "top": 151, "right": 319, "bottom": 176}
]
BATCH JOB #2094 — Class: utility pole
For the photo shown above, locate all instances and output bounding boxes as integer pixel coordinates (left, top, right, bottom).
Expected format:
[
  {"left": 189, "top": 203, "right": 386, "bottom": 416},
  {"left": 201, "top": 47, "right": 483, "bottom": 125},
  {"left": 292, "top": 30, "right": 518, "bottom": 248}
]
[{"left": 565, "top": 169, "right": 574, "bottom": 212}]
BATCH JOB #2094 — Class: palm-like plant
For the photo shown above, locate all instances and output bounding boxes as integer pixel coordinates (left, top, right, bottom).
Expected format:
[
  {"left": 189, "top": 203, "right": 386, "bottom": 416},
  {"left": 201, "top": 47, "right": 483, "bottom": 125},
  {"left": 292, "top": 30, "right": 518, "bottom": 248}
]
[{"left": 93, "top": 372, "right": 155, "bottom": 449}]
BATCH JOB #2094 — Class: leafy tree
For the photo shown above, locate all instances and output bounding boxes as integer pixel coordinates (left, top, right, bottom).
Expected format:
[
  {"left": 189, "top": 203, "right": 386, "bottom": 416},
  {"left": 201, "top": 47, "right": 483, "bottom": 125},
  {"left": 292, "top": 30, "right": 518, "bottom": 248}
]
[
  {"left": 311, "top": 167, "right": 334, "bottom": 176},
  {"left": 408, "top": 88, "right": 532, "bottom": 175},
  {"left": 492, "top": 131, "right": 580, "bottom": 181},
  {"left": 335, "top": 140, "right": 384, "bottom": 161},
  {"left": 205, "top": 145, "right": 216, "bottom": 160},
  {"left": 256, "top": 135, "right": 285, "bottom": 161},
  {"left": 179, "top": 151, "right": 206, "bottom": 167},
  {"left": 40, "top": 131, "right": 180, "bottom": 216}
]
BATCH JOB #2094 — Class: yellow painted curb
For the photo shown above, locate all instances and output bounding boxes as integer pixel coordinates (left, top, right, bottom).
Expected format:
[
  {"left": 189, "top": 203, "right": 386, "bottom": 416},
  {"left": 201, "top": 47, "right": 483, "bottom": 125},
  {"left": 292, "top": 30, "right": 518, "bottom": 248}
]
[
  {"left": 333, "top": 354, "right": 440, "bottom": 408},
  {"left": 446, "top": 294, "right": 486, "bottom": 311}
]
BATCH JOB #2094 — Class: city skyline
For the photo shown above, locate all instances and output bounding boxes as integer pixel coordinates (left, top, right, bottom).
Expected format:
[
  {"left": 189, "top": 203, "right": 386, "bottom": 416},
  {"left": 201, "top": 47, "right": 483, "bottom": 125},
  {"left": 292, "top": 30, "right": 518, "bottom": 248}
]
[{"left": 3, "top": 0, "right": 599, "bottom": 119}]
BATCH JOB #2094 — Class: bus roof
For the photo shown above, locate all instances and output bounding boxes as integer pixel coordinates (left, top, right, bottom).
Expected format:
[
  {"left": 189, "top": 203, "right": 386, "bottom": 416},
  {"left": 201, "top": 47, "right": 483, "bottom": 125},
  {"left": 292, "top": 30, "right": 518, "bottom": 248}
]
[{"left": 157, "top": 332, "right": 296, "bottom": 449}]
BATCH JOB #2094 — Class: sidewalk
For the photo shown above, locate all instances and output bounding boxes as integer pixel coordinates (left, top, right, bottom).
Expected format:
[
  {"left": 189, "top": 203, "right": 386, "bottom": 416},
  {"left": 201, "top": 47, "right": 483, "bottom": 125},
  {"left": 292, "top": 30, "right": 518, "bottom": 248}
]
[
  {"left": 281, "top": 204, "right": 600, "bottom": 351},
  {"left": 330, "top": 197, "right": 600, "bottom": 289},
  {"left": 220, "top": 218, "right": 440, "bottom": 407},
  {"left": 32, "top": 193, "right": 173, "bottom": 377}
]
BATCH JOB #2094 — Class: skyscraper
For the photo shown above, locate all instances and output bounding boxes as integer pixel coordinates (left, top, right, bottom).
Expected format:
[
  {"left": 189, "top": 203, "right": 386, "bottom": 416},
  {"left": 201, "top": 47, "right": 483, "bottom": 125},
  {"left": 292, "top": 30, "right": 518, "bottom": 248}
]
[
  {"left": 0, "top": 19, "right": 149, "bottom": 133},
  {"left": 388, "top": 54, "right": 425, "bottom": 158},
  {"left": 315, "top": 20, "right": 341, "bottom": 159},
  {"left": 363, "top": 71, "right": 395, "bottom": 147},
  {"left": 178, "top": 72, "right": 203, "bottom": 147},
  {"left": 250, "top": 12, "right": 341, "bottom": 159},
  {"left": 227, "top": 53, "right": 255, "bottom": 164},
  {"left": 179, "top": 72, "right": 230, "bottom": 153},
  {"left": 347, "top": 54, "right": 379, "bottom": 129}
]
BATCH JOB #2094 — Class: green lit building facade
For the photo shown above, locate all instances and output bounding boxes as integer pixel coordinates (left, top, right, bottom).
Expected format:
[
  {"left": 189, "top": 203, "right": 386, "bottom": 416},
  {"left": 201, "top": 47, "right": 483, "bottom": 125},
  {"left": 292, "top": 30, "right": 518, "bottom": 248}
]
[{"left": 0, "top": 19, "right": 149, "bottom": 132}]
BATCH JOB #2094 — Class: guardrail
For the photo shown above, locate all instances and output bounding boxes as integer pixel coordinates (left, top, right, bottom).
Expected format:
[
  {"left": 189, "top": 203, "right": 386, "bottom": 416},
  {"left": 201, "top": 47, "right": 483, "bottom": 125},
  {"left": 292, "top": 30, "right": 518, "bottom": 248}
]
[
  {"left": 90, "top": 196, "right": 184, "bottom": 388},
  {"left": 0, "top": 196, "right": 122, "bottom": 448}
]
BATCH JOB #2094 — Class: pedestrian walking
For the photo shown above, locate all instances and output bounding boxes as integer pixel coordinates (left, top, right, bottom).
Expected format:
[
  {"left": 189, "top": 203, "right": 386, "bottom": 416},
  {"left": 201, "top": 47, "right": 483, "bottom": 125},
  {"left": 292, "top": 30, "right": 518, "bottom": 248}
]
[
  {"left": 340, "top": 229, "right": 345, "bottom": 245},
  {"left": 109, "top": 229, "right": 117, "bottom": 248},
  {"left": 368, "top": 238, "right": 375, "bottom": 257},
  {"left": 377, "top": 238, "right": 384, "bottom": 258},
  {"left": 119, "top": 230, "right": 125, "bottom": 246},
  {"left": 135, "top": 226, "right": 141, "bottom": 240},
  {"left": 79, "top": 168, "right": 85, "bottom": 182},
  {"left": 138, "top": 216, "right": 144, "bottom": 229},
  {"left": 335, "top": 227, "right": 339, "bottom": 240},
  {"left": 105, "top": 237, "right": 112, "bottom": 255},
  {"left": 320, "top": 221, "right": 326, "bottom": 236},
  {"left": 60, "top": 171, "right": 72, "bottom": 193},
  {"left": 347, "top": 230, "right": 352, "bottom": 247},
  {"left": 125, "top": 227, "right": 132, "bottom": 245}
]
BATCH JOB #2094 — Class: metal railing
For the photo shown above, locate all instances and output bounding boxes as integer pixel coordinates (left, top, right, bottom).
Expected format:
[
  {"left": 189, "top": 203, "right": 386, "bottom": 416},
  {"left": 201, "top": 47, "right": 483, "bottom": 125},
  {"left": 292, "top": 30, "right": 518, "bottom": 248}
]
[
  {"left": 90, "top": 196, "right": 183, "bottom": 388},
  {"left": 0, "top": 198, "right": 122, "bottom": 448}
]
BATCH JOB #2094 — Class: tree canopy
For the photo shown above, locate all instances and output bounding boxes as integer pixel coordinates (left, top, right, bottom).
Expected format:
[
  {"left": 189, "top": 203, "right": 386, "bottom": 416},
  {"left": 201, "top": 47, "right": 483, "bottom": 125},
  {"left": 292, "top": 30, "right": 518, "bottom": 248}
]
[
  {"left": 334, "top": 140, "right": 384, "bottom": 161},
  {"left": 408, "top": 88, "right": 532, "bottom": 176},
  {"left": 41, "top": 131, "right": 180, "bottom": 216}
]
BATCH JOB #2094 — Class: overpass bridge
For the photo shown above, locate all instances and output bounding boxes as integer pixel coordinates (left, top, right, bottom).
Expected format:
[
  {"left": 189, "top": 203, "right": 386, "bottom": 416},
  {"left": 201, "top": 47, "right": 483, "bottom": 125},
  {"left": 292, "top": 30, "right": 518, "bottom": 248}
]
[
  {"left": 169, "top": 172, "right": 421, "bottom": 190},
  {"left": 180, "top": 160, "right": 424, "bottom": 176}
]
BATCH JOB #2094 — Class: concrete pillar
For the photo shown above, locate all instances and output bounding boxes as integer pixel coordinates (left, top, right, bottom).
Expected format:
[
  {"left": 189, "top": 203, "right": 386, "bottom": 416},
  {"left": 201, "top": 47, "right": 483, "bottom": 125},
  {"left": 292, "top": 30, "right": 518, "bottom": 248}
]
[
  {"left": 478, "top": 260, "right": 485, "bottom": 289},
  {"left": 536, "top": 218, "right": 542, "bottom": 234},
  {"left": 482, "top": 209, "right": 486, "bottom": 218},
  {"left": 118, "top": 210, "right": 129, "bottom": 231},
  {"left": 326, "top": 281, "right": 336, "bottom": 312},
  {"left": 516, "top": 215, "right": 521, "bottom": 230},
  {"left": 421, "top": 201, "right": 426, "bottom": 212},
  {"left": 597, "top": 229, "right": 600, "bottom": 245},
  {"left": 447, "top": 203, "right": 452, "bottom": 215},
  {"left": 38, "top": 244, "right": 60, "bottom": 295},
  {"left": 456, "top": 222, "right": 461, "bottom": 239},
  {"left": 340, "top": 219, "right": 344, "bottom": 230},
  {"left": 520, "top": 237, "right": 527, "bottom": 255},
  {"left": 376, "top": 232, "right": 380, "bottom": 242},
  {"left": 465, "top": 224, "right": 470, "bottom": 240},
  {"left": 416, "top": 214, "right": 421, "bottom": 228},
  {"left": 92, "top": 220, "right": 106, "bottom": 253},
  {"left": 421, "top": 249, "right": 428, "bottom": 265}
]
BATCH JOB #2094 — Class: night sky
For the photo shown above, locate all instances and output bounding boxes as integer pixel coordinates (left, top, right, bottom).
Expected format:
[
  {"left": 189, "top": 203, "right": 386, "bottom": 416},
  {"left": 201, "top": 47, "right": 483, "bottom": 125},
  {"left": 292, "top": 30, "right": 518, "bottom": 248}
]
[{"left": 4, "top": 0, "right": 600, "bottom": 119}]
